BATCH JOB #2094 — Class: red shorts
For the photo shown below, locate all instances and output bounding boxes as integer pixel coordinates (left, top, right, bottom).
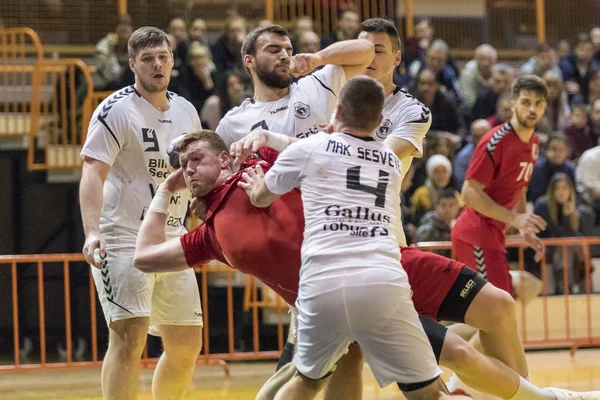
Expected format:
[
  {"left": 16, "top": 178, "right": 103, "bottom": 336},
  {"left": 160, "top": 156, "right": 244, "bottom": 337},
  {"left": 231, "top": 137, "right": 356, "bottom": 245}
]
[
  {"left": 400, "top": 247, "right": 464, "bottom": 320},
  {"left": 451, "top": 237, "right": 512, "bottom": 294}
]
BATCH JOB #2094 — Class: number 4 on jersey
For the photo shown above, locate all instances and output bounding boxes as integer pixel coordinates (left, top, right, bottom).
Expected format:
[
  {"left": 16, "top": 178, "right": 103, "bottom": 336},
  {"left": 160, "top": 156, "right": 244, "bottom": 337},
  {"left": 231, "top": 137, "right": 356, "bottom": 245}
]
[{"left": 346, "top": 166, "right": 389, "bottom": 207}]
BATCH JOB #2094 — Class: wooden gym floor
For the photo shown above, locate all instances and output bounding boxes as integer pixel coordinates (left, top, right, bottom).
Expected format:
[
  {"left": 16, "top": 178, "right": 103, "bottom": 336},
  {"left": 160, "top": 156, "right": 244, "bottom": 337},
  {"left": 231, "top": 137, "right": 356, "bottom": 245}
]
[{"left": 1, "top": 349, "right": 599, "bottom": 399}]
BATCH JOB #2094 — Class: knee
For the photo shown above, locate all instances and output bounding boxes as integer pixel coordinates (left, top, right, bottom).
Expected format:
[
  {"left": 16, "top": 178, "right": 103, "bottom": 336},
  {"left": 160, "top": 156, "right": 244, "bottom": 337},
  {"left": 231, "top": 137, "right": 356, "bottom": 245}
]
[
  {"left": 490, "top": 289, "right": 516, "bottom": 327},
  {"left": 108, "top": 319, "right": 149, "bottom": 356},
  {"left": 440, "top": 340, "right": 475, "bottom": 372},
  {"left": 163, "top": 327, "right": 203, "bottom": 361}
]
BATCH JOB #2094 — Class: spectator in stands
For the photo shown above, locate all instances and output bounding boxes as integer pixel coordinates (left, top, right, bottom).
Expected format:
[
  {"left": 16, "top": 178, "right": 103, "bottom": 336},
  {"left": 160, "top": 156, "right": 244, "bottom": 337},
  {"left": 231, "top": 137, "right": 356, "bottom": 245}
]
[
  {"left": 189, "top": 17, "right": 209, "bottom": 46},
  {"left": 453, "top": 119, "right": 491, "bottom": 190},
  {"left": 201, "top": 70, "right": 247, "bottom": 130},
  {"left": 321, "top": 8, "right": 360, "bottom": 48},
  {"left": 93, "top": 14, "right": 133, "bottom": 91},
  {"left": 459, "top": 44, "right": 497, "bottom": 114},
  {"left": 415, "top": 188, "right": 460, "bottom": 257},
  {"left": 520, "top": 43, "right": 562, "bottom": 78},
  {"left": 411, "top": 154, "right": 459, "bottom": 225},
  {"left": 408, "top": 39, "right": 462, "bottom": 104},
  {"left": 415, "top": 68, "right": 461, "bottom": 135},
  {"left": 582, "top": 68, "right": 600, "bottom": 105},
  {"left": 212, "top": 15, "right": 247, "bottom": 76},
  {"left": 173, "top": 42, "right": 217, "bottom": 115},
  {"left": 560, "top": 36, "right": 599, "bottom": 104},
  {"left": 591, "top": 27, "right": 600, "bottom": 62},
  {"left": 471, "top": 63, "right": 513, "bottom": 121},
  {"left": 564, "top": 105, "right": 595, "bottom": 161},
  {"left": 291, "top": 16, "right": 314, "bottom": 51},
  {"left": 576, "top": 145, "right": 600, "bottom": 222},
  {"left": 528, "top": 135, "right": 576, "bottom": 204},
  {"left": 532, "top": 173, "right": 594, "bottom": 294},
  {"left": 168, "top": 16, "right": 189, "bottom": 70},
  {"left": 297, "top": 31, "right": 321, "bottom": 54},
  {"left": 537, "top": 70, "right": 570, "bottom": 136},
  {"left": 589, "top": 98, "right": 600, "bottom": 138},
  {"left": 486, "top": 93, "right": 513, "bottom": 128}
]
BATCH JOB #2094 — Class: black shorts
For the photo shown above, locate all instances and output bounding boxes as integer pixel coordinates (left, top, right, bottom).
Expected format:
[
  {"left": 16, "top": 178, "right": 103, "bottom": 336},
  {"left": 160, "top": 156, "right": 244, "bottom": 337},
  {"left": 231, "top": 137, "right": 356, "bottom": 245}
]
[
  {"left": 419, "top": 315, "right": 446, "bottom": 363},
  {"left": 437, "top": 266, "right": 488, "bottom": 323}
]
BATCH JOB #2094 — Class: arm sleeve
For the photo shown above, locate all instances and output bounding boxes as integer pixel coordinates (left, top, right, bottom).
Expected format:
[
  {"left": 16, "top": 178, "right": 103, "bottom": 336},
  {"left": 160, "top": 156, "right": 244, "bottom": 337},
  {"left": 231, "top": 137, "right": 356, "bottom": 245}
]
[
  {"left": 299, "top": 65, "right": 346, "bottom": 114},
  {"left": 80, "top": 103, "right": 128, "bottom": 166},
  {"left": 215, "top": 117, "right": 234, "bottom": 148},
  {"left": 390, "top": 102, "right": 431, "bottom": 158},
  {"left": 465, "top": 139, "right": 499, "bottom": 187},
  {"left": 179, "top": 224, "right": 221, "bottom": 267},
  {"left": 264, "top": 140, "right": 313, "bottom": 195}
]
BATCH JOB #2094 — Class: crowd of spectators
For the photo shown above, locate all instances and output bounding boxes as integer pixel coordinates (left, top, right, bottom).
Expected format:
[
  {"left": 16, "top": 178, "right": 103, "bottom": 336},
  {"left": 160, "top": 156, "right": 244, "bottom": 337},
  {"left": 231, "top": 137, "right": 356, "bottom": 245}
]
[{"left": 90, "top": 10, "right": 600, "bottom": 295}]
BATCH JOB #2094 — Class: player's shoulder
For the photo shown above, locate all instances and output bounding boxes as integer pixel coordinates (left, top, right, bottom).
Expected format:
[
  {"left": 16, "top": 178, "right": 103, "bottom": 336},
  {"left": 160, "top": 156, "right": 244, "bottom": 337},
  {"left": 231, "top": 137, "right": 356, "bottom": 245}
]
[
  {"left": 387, "top": 87, "right": 430, "bottom": 122},
  {"left": 219, "top": 98, "right": 254, "bottom": 122},
  {"left": 95, "top": 85, "right": 137, "bottom": 121},
  {"left": 168, "top": 90, "right": 197, "bottom": 114},
  {"left": 481, "top": 122, "right": 513, "bottom": 154}
]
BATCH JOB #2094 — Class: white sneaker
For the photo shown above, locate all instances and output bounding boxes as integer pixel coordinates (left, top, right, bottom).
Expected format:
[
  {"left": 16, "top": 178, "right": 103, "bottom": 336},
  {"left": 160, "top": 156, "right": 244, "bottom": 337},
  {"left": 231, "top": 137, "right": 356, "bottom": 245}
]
[{"left": 546, "top": 387, "right": 600, "bottom": 400}]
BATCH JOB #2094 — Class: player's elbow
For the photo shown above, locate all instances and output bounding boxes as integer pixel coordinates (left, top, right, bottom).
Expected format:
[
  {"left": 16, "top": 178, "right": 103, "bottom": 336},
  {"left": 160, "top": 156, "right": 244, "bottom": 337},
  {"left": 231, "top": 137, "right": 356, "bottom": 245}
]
[
  {"left": 133, "top": 251, "right": 155, "bottom": 273},
  {"left": 461, "top": 181, "right": 476, "bottom": 207}
]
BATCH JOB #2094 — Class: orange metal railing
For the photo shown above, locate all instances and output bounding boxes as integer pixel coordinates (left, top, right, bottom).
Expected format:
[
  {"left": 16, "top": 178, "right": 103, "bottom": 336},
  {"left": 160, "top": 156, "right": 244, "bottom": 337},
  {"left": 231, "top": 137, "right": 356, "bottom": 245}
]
[
  {"left": 0, "top": 28, "right": 44, "bottom": 138},
  {"left": 0, "top": 236, "right": 599, "bottom": 372}
]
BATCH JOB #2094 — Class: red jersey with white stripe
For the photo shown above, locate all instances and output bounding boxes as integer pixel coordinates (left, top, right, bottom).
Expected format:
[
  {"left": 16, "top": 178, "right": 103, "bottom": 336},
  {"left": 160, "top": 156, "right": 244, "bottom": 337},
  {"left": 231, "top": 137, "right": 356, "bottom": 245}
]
[{"left": 452, "top": 123, "right": 540, "bottom": 250}]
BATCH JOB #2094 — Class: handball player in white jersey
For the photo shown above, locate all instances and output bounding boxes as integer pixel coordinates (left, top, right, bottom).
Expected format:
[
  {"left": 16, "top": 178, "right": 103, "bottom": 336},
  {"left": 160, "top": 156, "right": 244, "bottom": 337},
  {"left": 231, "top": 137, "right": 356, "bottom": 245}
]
[
  {"left": 215, "top": 24, "right": 375, "bottom": 148},
  {"left": 239, "top": 76, "right": 447, "bottom": 400},
  {"left": 79, "top": 27, "right": 203, "bottom": 400}
]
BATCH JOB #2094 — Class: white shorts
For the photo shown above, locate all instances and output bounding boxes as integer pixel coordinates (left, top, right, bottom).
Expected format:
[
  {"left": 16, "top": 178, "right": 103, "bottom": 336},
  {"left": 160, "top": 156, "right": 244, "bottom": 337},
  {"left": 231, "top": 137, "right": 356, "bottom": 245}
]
[
  {"left": 293, "top": 267, "right": 441, "bottom": 388},
  {"left": 91, "top": 250, "right": 203, "bottom": 336}
]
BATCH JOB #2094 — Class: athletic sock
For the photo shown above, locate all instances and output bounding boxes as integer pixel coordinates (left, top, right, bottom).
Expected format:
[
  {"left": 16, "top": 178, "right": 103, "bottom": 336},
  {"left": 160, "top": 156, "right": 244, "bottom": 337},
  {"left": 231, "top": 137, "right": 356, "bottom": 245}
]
[
  {"left": 508, "top": 377, "right": 555, "bottom": 400},
  {"left": 276, "top": 341, "right": 295, "bottom": 371}
]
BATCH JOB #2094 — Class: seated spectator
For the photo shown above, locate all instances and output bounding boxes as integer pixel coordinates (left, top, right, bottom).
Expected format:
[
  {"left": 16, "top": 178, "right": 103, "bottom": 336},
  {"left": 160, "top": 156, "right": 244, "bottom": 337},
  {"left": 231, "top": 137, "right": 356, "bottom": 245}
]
[
  {"left": 291, "top": 16, "right": 314, "bottom": 52},
  {"left": 564, "top": 105, "right": 595, "bottom": 161},
  {"left": 321, "top": 8, "right": 360, "bottom": 48},
  {"left": 410, "top": 154, "right": 459, "bottom": 224},
  {"left": 93, "top": 14, "right": 133, "bottom": 91},
  {"left": 402, "top": 18, "right": 460, "bottom": 77},
  {"left": 486, "top": 93, "right": 513, "bottom": 128},
  {"left": 559, "top": 36, "right": 599, "bottom": 104},
  {"left": 168, "top": 16, "right": 189, "bottom": 70},
  {"left": 520, "top": 43, "right": 562, "bottom": 78},
  {"left": 471, "top": 63, "right": 514, "bottom": 121},
  {"left": 201, "top": 70, "right": 247, "bottom": 130},
  {"left": 589, "top": 98, "right": 600, "bottom": 138},
  {"left": 576, "top": 145, "right": 600, "bottom": 220},
  {"left": 532, "top": 173, "right": 595, "bottom": 294},
  {"left": 408, "top": 40, "right": 462, "bottom": 104},
  {"left": 415, "top": 188, "right": 461, "bottom": 257},
  {"left": 212, "top": 15, "right": 247, "bottom": 76},
  {"left": 583, "top": 68, "right": 600, "bottom": 105},
  {"left": 459, "top": 44, "right": 497, "bottom": 114},
  {"left": 174, "top": 42, "right": 217, "bottom": 115},
  {"left": 453, "top": 119, "right": 491, "bottom": 190},
  {"left": 415, "top": 69, "right": 461, "bottom": 135},
  {"left": 528, "top": 135, "right": 576, "bottom": 203},
  {"left": 189, "top": 17, "right": 209, "bottom": 46},
  {"left": 592, "top": 27, "right": 600, "bottom": 62},
  {"left": 537, "top": 70, "right": 570, "bottom": 136},
  {"left": 297, "top": 31, "right": 320, "bottom": 54}
]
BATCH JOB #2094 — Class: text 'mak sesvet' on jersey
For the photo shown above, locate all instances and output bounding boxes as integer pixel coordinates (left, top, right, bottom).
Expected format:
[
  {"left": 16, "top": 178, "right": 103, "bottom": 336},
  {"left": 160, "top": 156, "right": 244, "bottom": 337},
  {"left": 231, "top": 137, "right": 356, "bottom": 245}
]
[
  {"left": 215, "top": 65, "right": 347, "bottom": 148},
  {"left": 264, "top": 132, "right": 404, "bottom": 279},
  {"left": 80, "top": 86, "right": 202, "bottom": 242}
]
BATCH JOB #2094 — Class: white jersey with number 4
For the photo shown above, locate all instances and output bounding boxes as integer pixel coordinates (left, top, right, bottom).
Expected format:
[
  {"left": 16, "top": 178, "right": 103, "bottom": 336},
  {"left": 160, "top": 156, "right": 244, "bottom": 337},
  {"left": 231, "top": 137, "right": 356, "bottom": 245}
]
[
  {"left": 80, "top": 85, "right": 201, "bottom": 250},
  {"left": 264, "top": 132, "right": 404, "bottom": 281},
  {"left": 216, "top": 65, "right": 346, "bottom": 147}
]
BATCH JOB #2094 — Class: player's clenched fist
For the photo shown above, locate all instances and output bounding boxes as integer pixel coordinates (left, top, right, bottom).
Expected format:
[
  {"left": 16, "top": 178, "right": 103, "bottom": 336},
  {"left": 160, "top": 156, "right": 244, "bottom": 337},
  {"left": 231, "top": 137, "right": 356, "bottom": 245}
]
[
  {"left": 290, "top": 53, "right": 322, "bottom": 76},
  {"left": 83, "top": 233, "right": 107, "bottom": 269},
  {"left": 510, "top": 213, "right": 547, "bottom": 234}
]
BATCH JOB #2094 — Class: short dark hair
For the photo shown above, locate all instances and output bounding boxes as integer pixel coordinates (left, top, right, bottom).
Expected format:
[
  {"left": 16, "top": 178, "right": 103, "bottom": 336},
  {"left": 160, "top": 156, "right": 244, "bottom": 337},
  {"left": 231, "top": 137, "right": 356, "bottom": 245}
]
[
  {"left": 512, "top": 75, "right": 548, "bottom": 99},
  {"left": 437, "top": 188, "right": 457, "bottom": 205},
  {"left": 177, "top": 130, "right": 229, "bottom": 155},
  {"left": 361, "top": 18, "right": 401, "bottom": 52},
  {"left": 128, "top": 26, "right": 171, "bottom": 59},
  {"left": 242, "top": 25, "right": 290, "bottom": 58},
  {"left": 338, "top": 76, "right": 384, "bottom": 132},
  {"left": 571, "top": 104, "right": 588, "bottom": 115},
  {"left": 547, "top": 134, "right": 569, "bottom": 148},
  {"left": 575, "top": 35, "right": 593, "bottom": 48},
  {"left": 536, "top": 42, "right": 553, "bottom": 54}
]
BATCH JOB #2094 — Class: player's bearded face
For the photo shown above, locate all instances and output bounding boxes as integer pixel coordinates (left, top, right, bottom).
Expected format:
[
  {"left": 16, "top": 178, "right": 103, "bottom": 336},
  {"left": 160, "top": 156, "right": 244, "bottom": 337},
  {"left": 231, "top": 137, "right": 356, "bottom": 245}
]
[
  {"left": 513, "top": 90, "right": 547, "bottom": 129},
  {"left": 132, "top": 44, "right": 174, "bottom": 93},
  {"left": 255, "top": 57, "right": 292, "bottom": 89}
]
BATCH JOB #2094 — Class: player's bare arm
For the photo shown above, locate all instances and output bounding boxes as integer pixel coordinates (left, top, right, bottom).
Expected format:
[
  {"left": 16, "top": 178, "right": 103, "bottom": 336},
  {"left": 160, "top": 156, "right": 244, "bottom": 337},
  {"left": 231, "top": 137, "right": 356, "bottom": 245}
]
[
  {"left": 384, "top": 137, "right": 420, "bottom": 159},
  {"left": 462, "top": 178, "right": 547, "bottom": 233},
  {"left": 230, "top": 130, "right": 298, "bottom": 169},
  {"left": 514, "top": 188, "right": 546, "bottom": 262},
  {"left": 80, "top": 157, "right": 111, "bottom": 268},
  {"left": 238, "top": 164, "right": 281, "bottom": 208},
  {"left": 299, "top": 38, "right": 374, "bottom": 78},
  {"left": 134, "top": 169, "right": 189, "bottom": 273}
]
